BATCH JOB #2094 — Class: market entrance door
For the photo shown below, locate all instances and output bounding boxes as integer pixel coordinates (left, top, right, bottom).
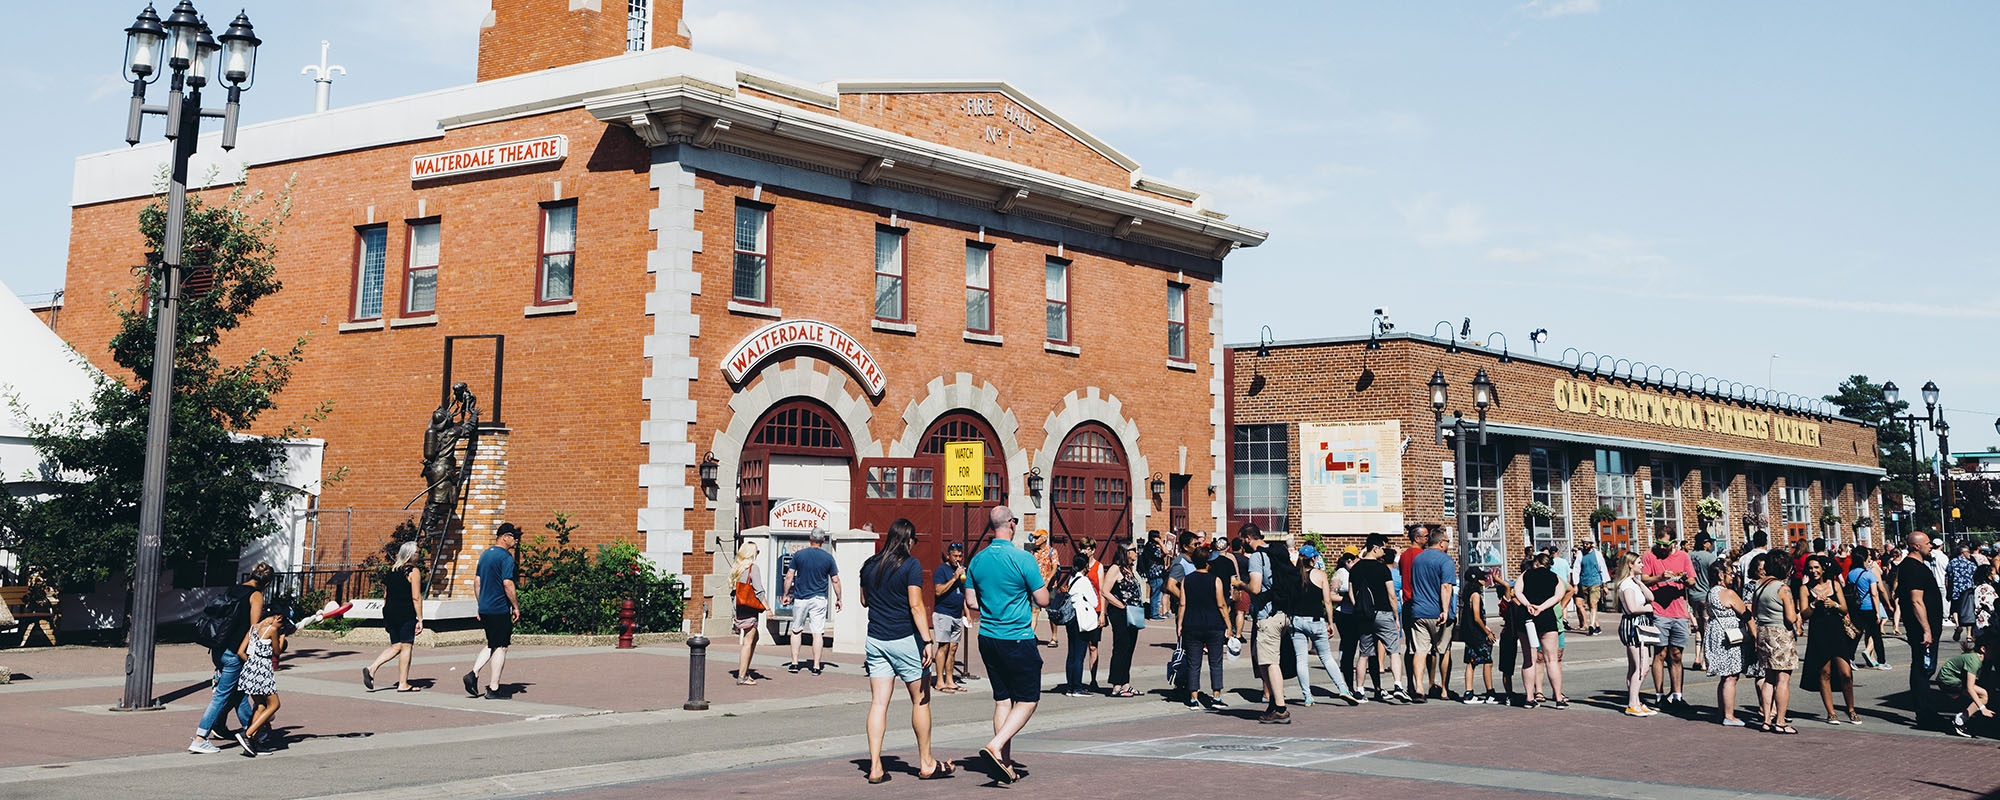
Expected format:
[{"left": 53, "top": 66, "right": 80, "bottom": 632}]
[{"left": 1048, "top": 422, "right": 1130, "bottom": 564}]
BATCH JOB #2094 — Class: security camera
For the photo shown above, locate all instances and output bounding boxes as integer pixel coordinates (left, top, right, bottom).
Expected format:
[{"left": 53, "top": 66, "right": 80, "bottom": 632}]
[{"left": 1372, "top": 308, "right": 1394, "bottom": 335}]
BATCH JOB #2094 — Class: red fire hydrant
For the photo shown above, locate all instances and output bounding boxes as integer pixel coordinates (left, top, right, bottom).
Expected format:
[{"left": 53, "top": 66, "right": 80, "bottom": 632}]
[{"left": 617, "top": 598, "right": 637, "bottom": 649}]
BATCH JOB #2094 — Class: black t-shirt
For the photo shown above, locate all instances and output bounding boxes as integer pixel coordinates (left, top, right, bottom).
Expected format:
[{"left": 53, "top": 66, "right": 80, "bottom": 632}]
[
  {"left": 1894, "top": 556, "right": 1943, "bottom": 634},
  {"left": 1348, "top": 558, "right": 1394, "bottom": 614},
  {"left": 1523, "top": 567, "right": 1560, "bottom": 606},
  {"left": 1210, "top": 553, "right": 1238, "bottom": 600},
  {"left": 861, "top": 555, "right": 924, "bottom": 641},
  {"left": 1181, "top": 571, "right": 1225, "bottom": 633}
]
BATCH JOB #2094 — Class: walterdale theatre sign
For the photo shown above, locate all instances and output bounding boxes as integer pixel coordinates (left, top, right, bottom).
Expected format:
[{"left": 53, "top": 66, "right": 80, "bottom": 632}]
[{"left": 1552, "top": 379, "right": 1821, "bottom": 447}]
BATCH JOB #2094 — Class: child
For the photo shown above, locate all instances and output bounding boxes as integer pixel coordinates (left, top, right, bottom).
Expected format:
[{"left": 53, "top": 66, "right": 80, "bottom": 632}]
[
  {"left": 1459, "top": 567, "right": 1497, "bottom": 704},
  {"left": 235, "top": 607, "right": 286, "bottom": 757}
]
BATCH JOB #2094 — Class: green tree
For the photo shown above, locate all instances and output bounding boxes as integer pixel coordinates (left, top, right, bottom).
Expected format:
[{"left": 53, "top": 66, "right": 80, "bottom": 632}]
[
  {"left": 0, "top": 179, "right": 324, "bottom": 587},
  {"left": 1823, "top": 375, "right": 1930, "bottom": 529}
]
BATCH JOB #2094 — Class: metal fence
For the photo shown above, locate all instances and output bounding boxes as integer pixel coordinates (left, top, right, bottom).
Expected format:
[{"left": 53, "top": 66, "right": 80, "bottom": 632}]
[{"left": 267, "top": 567, "right": 379, "bottom": 606}]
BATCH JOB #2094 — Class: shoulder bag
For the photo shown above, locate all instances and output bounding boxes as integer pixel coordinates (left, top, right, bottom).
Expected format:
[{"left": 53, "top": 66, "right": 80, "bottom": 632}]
[{"left": 735, "top": 579, "right": 766, "bottom": 613}]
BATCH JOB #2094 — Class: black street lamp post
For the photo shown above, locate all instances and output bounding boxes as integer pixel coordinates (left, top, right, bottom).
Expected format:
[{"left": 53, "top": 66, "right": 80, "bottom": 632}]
[
  {"left": 1880, "top": 380, "right": 1948, "bottom": 542},
  {"left": 115, "top": 1, "right": 258, "bottom": 712},
  {"left": 1431, "top": 367, "right": 1494, "bottom": 573}
]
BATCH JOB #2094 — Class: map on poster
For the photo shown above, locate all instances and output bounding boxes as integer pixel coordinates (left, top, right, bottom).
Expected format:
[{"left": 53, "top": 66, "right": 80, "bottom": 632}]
[{"left": 1300, "top": 421, "right": 1404, "bottom": 536}]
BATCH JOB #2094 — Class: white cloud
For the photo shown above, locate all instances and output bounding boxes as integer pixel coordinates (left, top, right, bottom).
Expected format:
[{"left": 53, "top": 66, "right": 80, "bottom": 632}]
[
  {"left": 1486, "top": 247, "right": 1545, "bottom": 263},
  {"left": 1396, "top": 194, "right": 1492, "bottom": 247},
  {"left": 1517, "top": 0, "right": 1602, "bottom": 19},
  {"left": 1548, "top": 232, "right": 1671, "bottom": 280}
]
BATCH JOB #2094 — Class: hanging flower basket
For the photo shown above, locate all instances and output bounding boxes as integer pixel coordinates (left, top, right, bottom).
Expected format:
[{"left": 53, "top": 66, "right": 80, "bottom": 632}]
[
  {"left": 1695, "top": 497, "right": 1724, "bottom": 522},
  {"left": 1588, "top": 506, "right": 1618, "bottom": 525},
  {"left": 1524, "top": 501, "right": 1555, "bottom": 521},
  {"left": 1819, "top": 509, "right": 1842, "bottom": 529},
  {"left": 1854, "top": 516, "right": 1875, "bottom": 530}
]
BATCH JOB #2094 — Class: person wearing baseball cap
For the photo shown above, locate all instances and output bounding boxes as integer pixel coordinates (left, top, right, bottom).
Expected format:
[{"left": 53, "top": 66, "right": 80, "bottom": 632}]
[{"left": 466, "top": 522, "right": 521, "bottom": 699}]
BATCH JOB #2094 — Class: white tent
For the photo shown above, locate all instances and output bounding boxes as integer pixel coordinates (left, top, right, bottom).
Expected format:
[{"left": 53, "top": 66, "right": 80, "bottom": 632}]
[{"left": 0, "top": 278, "right": 98, "bottom": 493}]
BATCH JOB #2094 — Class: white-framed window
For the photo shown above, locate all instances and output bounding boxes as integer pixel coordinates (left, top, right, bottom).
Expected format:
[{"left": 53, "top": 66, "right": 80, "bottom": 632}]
[
  {"left": 965, "top": 243, "right": 993, "bottom": 333},
  {"left": 1594, "top": 448, "right": 1636, "bottom": 520},
  {"left": 1782, "top": 472, "right": 1812, "bottom": 528},
  {"left": 537, "top": 203, "right": 576, "bottom": 303},
  {"left": 1231, "top": 424, "right": 1288, "bottom": 535},
  {"left": 1465, "top": 443, "right": 1504, "bottom": 571},
  {"left": 733, "top": 202, "right": 770, "bottom": 304},
  {"left": 1529, "top": 447, "right": 1571, "bottom": 554},
  {"left": 1745, "top": 469, "right": 1770, "bottom": 533},
  {"left": 1700, "top": 463, "right": 1731, "bottom": 550},
  {"left": 626, "top": 0, "right": 650, "bottom": 52},
  {"left": 873, "top": 227, "right": 906, "bottom": 321},
  {"left": 1646, "top": 458, "right": 1682, "bottom": 544},
  {"left": 1856, "top": 489, "right": 1872, "bottom": 545},
  {"left": 1167, "top": 283, "right": 1188, "bottom": 361},
  {"left": 1045, "top": 257, "right": 1070, "bottom": 343},
  {"left": 403, "top": 220, "right": 440, "bottom": 315},
  {"left": 1824, "top": 479, "right": 1844, "bottom": 544},
  {"left": 352, "top": 225, "right": 388, "bottom": 320}
]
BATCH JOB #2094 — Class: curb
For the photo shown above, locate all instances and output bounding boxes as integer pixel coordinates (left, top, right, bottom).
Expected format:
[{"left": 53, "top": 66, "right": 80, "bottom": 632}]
[{"left": 295, "top": 628, "right": 690, "bottom": 649}]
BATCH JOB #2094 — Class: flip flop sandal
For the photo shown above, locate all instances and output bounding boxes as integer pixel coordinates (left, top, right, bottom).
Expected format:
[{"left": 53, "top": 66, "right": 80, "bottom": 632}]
[
  {"left": 1773, "top": 724, "right": 1799, "bottom": 734},
  {"left": 866, "top": 773, "right": 890, "bottom": 785},
  {"left": 918, "top": 762, "right": 956, "bottom": 780},
  {"left": 736, "top": 679, "right": 758, "bottom": 685},
  {"left": 395, "top": 686, "right": 422, "bottom": 693},
  {"left": 978, "top": 747, "right": 1019, "bottom": 784}
]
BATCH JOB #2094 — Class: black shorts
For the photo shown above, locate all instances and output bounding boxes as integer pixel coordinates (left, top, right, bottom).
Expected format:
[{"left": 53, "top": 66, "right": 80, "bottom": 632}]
[
  {"left": 978, "top": 636, "right": 1043, "bottom": 704},
  {"left": 480, "top": 612, "right": 514, "bottom": 649},
  {"left": 387, "top": 616, "right": 417, "bottom": 644}
]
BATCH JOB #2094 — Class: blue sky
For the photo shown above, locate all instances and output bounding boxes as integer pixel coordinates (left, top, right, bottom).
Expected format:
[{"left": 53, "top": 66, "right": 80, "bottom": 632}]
[{"left": 9, "top": 1, "right": 1996, "bottom": 451}]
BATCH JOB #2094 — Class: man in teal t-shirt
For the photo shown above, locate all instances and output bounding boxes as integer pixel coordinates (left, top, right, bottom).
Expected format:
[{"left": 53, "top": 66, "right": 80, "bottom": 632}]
[{"left": 964, "top": 505, "right": 1048, "bottom": 784}]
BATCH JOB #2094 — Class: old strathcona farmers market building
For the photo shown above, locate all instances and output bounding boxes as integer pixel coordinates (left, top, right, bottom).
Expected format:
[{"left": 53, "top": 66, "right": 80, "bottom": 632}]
[
  {"left": 55, "top": 1, "right": 1264, "bottom": 638},
  {"left": 1226, "top": 333, "right": 1885, "bottom": 579}
]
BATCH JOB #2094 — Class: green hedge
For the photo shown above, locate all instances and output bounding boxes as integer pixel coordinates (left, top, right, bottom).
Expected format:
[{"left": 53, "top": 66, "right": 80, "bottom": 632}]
[{"left": 514, "top": 513, "right": 685, "bottom": 635}]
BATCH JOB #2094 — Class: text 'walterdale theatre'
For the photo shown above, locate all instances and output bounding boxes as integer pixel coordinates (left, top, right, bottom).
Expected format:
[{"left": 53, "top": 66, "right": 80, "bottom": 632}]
[{"left": 57, "top": 1, "right": 1265, "bottom": 637}]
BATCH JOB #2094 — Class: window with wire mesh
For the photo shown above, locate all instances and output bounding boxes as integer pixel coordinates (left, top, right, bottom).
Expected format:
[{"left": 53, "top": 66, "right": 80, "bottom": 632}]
[
  {"left": 1529, "top": 447, "right": 1570, "bottom": 554},
  {"left": 626, "top": 0, "right": 649, "bottom": 52},
  {"left": 353, "top": 225, "right": 387, "bottom": 320},
  {"left": 1232, "top": 423, "right": 1288, "bottom": 535},
  {"left": 733, "top": 203, "right": 769, "bottom": 303}
]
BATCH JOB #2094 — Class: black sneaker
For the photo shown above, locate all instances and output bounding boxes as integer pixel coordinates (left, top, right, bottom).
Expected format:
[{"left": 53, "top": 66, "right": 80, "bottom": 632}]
[
  {"left": 463, "top": 671, "right": 479, "bottom": 697},
  {"left": 483, "top": 688, "right": 506, "bottom": 700},
  {"left": 1258, "top": 708, "right": 1292, "bottom": 724},
  {"left": 788, "top": 662, "right": 802, "bottom": 674},
  {"left": 234, "top": 731, "right": 258, "bottom": 758},
  {"left": 1410, "top": 694, "right": 1428, "bottom": 704},
  {"left": 810, "top": 664, "right": 824, "bottom": 676},
  {"left": 1951, "top": 713, "right": 1971, "bottom": 738}
]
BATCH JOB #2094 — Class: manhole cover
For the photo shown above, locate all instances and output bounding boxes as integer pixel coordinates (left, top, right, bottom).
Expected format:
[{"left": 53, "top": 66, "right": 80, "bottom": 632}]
[{"left": 1201, "top": 744, "right": 1281, "bottom": 752}]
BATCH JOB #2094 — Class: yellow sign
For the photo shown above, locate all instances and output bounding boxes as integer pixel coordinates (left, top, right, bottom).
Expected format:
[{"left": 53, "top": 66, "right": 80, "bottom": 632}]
[
  {"left": 1552, "top": 379, "right": 1820, "bottom": 448},
  {"left": 943, "top": 441, "right": 986, "bottom": 503}
]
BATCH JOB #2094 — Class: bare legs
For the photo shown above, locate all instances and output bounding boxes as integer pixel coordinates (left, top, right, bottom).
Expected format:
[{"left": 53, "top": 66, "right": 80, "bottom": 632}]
[
  {"left": 736, "top": 624, "right": 760, "bottom": 684},
  {"left": 986, "top": 699, "right": 1037, "bottom": 765},
  {"left": 367, "top": 643, "right": 415, "bottom": 689},
  {"left": 1759, "top": 670, "right": 1793, "bottom": 728},
  {"left": 1625, "top": 643, "right": 1651, "bottom": 710},
  {"left": 245, "top": 694, "right": 280, "bottom": 738},
  {"left": 470, "top": 646, "right": 507, "bottom": 692},
  {"left": 865, "top": 676, "right": 936, "bottom": 781},
  {"left": 1819, "top": 657, "right": 1856, "bottom": 721},
  {"left": 1716, "top": 675, "right": 1740, "bottom": 722}
]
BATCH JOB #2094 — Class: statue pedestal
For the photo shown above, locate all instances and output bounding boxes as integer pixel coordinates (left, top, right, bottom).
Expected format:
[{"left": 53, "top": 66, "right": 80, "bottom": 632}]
[{"left": 443, "top": 427, "right": 511, "bottom": 598}]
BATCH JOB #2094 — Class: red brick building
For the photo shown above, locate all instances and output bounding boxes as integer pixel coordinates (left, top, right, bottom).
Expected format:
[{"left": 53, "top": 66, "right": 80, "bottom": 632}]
[
  {"left": 1226, "top": 333, "right": 1883, "bottom": 577},
  {"left": 59, "top": 1, "right": 1264, "bottom": 630}
]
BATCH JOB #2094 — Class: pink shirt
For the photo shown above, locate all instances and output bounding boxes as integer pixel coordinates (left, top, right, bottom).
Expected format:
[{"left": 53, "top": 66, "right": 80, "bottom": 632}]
[{"left": 1642, "top": 549, "right": 1695, "bottom": 618}]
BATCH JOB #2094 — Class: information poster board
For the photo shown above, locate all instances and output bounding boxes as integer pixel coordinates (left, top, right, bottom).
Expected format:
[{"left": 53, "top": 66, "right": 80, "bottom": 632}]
[
  {"left": 944, "top": 441, "right": 985, "bottom": 503},
  {"left": 1300, "top": 421, "right": 1403, "bottom": 536}
]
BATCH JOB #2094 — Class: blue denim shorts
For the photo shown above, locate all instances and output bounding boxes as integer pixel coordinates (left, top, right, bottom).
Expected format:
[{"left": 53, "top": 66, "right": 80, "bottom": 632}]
[{"left": 865, "top": 635, "right": 926, "bottom": 683}]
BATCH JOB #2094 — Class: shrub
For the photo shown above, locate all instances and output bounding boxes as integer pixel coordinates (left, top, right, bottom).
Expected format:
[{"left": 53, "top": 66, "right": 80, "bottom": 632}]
[
  {"left": 514, "top": 512, "right": 685, "bottom": 635},
  {"left": 1588, "top": 507, "right": 1618, "bottom": 525}
]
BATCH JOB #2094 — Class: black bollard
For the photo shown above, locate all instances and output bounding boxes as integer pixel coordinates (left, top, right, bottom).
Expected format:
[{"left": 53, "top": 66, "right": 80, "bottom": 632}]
[{"left": 684, "top": 634, "right": 711, "bottom": 710}]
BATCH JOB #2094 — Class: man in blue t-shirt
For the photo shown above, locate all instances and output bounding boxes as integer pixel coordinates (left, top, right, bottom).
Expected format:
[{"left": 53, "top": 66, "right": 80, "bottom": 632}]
[
  {"left": 466, "top": 523, "right": 520, "bottom": 699},
  {"left": 964, "top": 505, "right": 1048, "bottom": 784},
  {"left": 782, "top": 528, "right": 842, "bottom": 675},
  {"left": 1570, "top": 537, "right": 1610, "bottom": 636},
  {"left": 1408, "top": 530, "right": 1457, "bottom": 701},
  {"left": 933, "top": 543, "right": 969, "bottom": 692}
]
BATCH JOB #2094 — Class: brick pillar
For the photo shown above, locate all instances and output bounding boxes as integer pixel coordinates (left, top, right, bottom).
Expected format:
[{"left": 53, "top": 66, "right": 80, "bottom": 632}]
[{"left": 449, "top": 428, "right": 511, "bottom": 597}]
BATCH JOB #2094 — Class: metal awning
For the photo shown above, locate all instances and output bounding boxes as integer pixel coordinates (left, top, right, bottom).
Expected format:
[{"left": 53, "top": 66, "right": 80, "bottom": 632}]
[{"left": 1478, "top": 421, "right": 1886, "bottom": 477}]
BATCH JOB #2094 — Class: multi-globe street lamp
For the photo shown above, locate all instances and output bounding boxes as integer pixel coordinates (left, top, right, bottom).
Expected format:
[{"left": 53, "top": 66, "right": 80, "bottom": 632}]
[
  {"left": 116, "top": 1, "right": 259, "bottom": 712},
  {"left": 1431, "top": 367, "right": 1494, "bottom": 572},
  {"left": 1880, "top": 380, "right": 1952, "bottom": 542}
]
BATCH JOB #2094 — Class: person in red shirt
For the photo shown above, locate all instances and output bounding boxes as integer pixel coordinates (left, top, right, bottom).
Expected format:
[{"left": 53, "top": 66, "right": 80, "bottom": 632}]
[
  {"left": 1641, "top": 537, "right": 1697, "bottom": 707},
  {"left": 1400, "top": 524, "right": 1429, "bottom": 609}
]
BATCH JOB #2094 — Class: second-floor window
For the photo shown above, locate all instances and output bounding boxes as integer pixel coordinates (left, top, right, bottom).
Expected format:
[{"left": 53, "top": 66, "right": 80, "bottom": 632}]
[
  {"left": 403, "top": 220, "right": 440, "bottom": 315},
  {"left": 1167, "top": 283, "right": 1188, "bottom": 361},
  {"left": 965, "top": 243, "right": 992, "bottom": 333},
  {"left": 1045, "top": 257, "right": 1070, "bottom": 343},
  {"left": 873, "top": 227, "right": 905, "bottom": 321},
  {"left": 733, "top": 203, "right": 770, "bottom": 304},
  {"left": 352, "top": 225, "right": 387, "bottom": 320},
  {"left": 538, "top": 203, "right": 576, "bottom": 303}
]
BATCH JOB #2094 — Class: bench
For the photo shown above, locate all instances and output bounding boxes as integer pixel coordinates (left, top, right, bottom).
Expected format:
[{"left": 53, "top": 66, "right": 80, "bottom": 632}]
[{"left": 0, "top": 586, "right": 57, "bottom": 647}]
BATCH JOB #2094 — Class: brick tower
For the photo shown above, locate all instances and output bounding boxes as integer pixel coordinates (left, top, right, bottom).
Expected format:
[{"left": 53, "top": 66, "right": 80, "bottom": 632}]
[{"left": 478, "top": 0, "right": 690, "bottom": 82}]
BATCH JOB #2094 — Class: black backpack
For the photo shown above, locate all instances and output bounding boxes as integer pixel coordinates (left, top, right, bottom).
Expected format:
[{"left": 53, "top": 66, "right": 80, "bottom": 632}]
[
  {"left": 1264, "top": 544, "right": 1308, "bottom": 618},
  {"left": 1351, "top": 562, "right": 1378, "bottom": 616},
  {"left": 1046, "top": 573, "right": 1076, "bottom": 625},
  {"left": 194, "top": 587, "right": 248, "bottom": 651}
]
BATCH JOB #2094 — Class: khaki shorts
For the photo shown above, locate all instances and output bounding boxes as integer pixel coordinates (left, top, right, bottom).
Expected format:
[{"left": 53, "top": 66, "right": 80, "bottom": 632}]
[
  {"left": 1409, "top": 617, "right": 1454, "bottom": 656},
  {"left": 1252, "top": 612, "right": 1289, "bottom": 667},
  {"left": 1580, "top": 585, "right": 1605, "bottom": 612}
]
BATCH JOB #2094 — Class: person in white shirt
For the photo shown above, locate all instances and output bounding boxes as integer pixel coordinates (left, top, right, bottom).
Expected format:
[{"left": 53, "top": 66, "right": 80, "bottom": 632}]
[
  {"left": 1737, "top": 530, "right": 1771, "bottom": 586},
  {"left": 1061, "top": 552, "right": 1101, "bottom": 697}
]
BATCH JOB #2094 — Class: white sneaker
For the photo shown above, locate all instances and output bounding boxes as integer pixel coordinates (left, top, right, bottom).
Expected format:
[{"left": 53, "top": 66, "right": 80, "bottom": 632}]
[
  {"left": 187, "top": 739, "right": 220, "bottom": 755},
  {"left": 1462, "top": 694, "right": 1483, "bottom": 705}
]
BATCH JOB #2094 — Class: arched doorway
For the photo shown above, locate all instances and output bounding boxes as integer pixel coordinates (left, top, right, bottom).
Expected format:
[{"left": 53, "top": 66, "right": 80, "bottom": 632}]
[
  {"left": 858, "top": 411, "right": 1008, "bottom": 568},
  {"left": 1049, "top": 422, "right": 1130, "bottom": 563},
  {"left": 740, "top": 399, "right": 856, "bottom": 531}
]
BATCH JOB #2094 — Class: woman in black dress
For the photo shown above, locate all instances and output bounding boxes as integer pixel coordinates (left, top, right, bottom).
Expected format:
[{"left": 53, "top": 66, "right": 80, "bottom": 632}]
[
  {"left": 1798, "top": 554, "right": 1858, "bottom": 724},
  {"left": 1520, "top": 551, "right": 1569, "bottom": 709},
  {"left": 363, "top": 542, "right": 425, "bottom": 692}
]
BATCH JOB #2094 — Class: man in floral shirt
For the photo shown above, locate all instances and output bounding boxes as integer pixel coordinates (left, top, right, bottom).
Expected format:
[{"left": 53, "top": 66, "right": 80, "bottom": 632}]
[{"left": 1949, "top": 544, "right": 1977, "bottom": 649}]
